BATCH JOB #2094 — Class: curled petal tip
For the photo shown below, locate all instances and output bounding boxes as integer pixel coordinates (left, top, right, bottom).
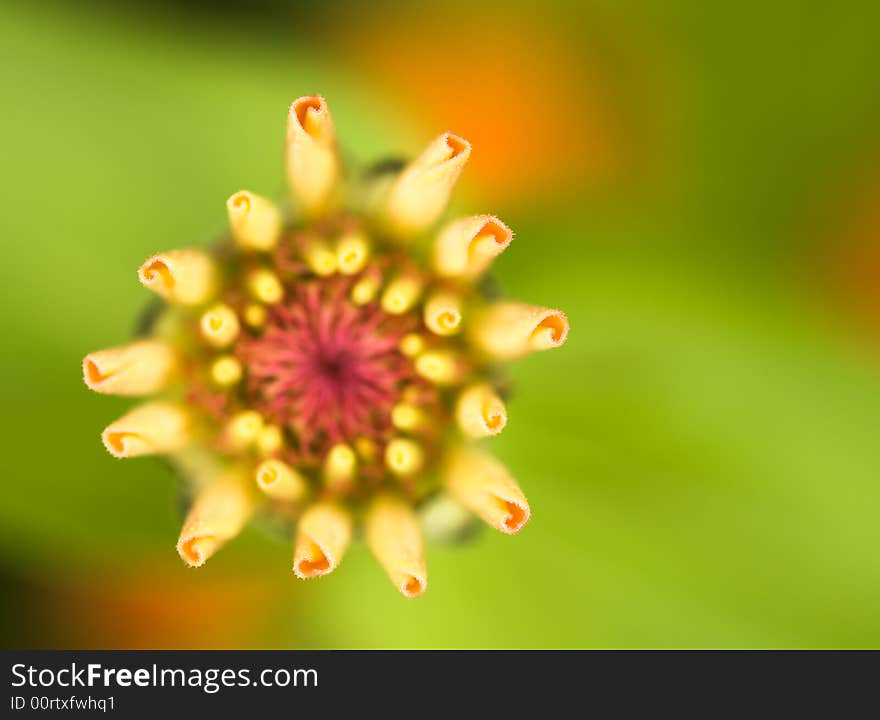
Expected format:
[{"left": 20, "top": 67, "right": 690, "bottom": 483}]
[
  {"left": 83, "top": 340, "right": 177, "bottom": 396},
  {"left": 434, "top": 215, "right": 512, "bottom": 279},
  {"left": 101, "top": 402, "right": 189, "bottom": 458},
  {"left": 176, "top": 475, "right": 254, "bottom": 567},
  {"left": 456, "top": 384, "right": 508, "bottom": 438},
  {"left": 366, "top": 495, "right": 428, "bottom": 599},
  {"left": 470, "top": 303, "right": 570, "bottom": 359},
  {"left": 286, "top": 95, "right": 340, "bottom": 216},
  {"left": 382, "top": 132, "right": 471, "bottom": 238},
  {"left": 137, "top": 250, "right": 217, "bottom": 306},
  {"left": 226, "top": 190, "right": 282, "bottom": 252},
  {"left": 177, "top": 535, "right": 217, "bottom": 568},
  {"left": 443, "top": 447, "right": 530, "bottom": 535},
  {"left": 256, "top": 459, "right": 306, "bottom": 501},
  {"left": 293, "top": 503, "right": 352, "bottom": 579}
]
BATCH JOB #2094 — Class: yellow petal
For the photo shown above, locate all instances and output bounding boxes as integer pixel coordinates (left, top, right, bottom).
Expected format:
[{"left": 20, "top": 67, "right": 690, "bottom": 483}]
[
  {"left": 433, "top": 215, "right": 512, "bottom": 279},
  {"left": 83, "top": 340, "right": 177, "bottom": 396},
  {"left": 177, "top": 472, "right": 255, "bottom": 567},
  {"left": 382, "top": 132, "right": 471, "bottom": 238},
  {"left": 101, "top": 402, "right": 189, "bottom": 458},
  {"left": 293, "top": 502, "right": 352, "bottom": 579},
  {"left": 469, "top": 302, "right": 569, "bottom": 359},
  {"left": 443, "top": 446, "right": 530, "bottom": 535},
  {"left": 423, "top": 290, "right": 463, "bottom": 336},
  {"left": 137, "top": 250, "right": 217, "bottom": 305},
  {"left": 365, "top": 494, "right": 427, "bottom": 598},
  {"left": 226, "top": 190, "right": 282, "bottom": 251},
  {"left": 199, "top": 303, "right": 240, "bottom": 348},
  {"left": 255, "top": 459, "right": 307, "bottom": 501},
  {"left": 384, "top": 437, "right": 424, "bottom": 477},
  {"left": 455, "top": 383, "right": 507, "bottom": 438},
  {"left": 286, "top": 95, "right": 340, "bottom": 217}
]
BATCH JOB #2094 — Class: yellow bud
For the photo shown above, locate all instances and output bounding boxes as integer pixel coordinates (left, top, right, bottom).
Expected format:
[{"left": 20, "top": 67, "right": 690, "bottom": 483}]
[
  {"left": 226, "top": 190, "right": 282, "bottom": 251},
  {"left": 304, "top": 239, "right": 337, "bottom": 276},
  {"left": 243, "top": 303, "right": 267, "bottom": 329},
  {"left": 415, "top": 350, "right": 462, "bottom": 386},
  {"left": 210, "top": 355, "right": 242, "bottom": 387},
  {"left": 381, "top": 275, "right": 423, "bottom": 315},
  {"left": 423, "top": 291, "right": 462, "bottom": 336},
  {"left": 255, "top": 459, "right": 307, "bottom": 502},
  {"left": 247, "top": 269, "right": 283, "bottom": 304},
  {"left": 226, "top": 411, "right": 263, "bottom": 450},
  {"left": 256, "top": 424, "right": 283, "bottom": 456},
  {"left": 351, "top": 275, "right": 379, "bottom": 306},
  {"left": 391, "top": 403, "right": 425, "bottom": 432},
  {"left": 336, "top": 233, "right": 369, "bottom": 275},
  {"left": 324, "top": 443, "right": 357, "bottom": 490},
  {"left": 398, "top": 333, "right": 426, "bottom": 358},
  {"left": 200, "top": 303, "right": 240, "bottom": 348},
  {"left": 385, "top": 438, "right": 424, "bottom": 477}
]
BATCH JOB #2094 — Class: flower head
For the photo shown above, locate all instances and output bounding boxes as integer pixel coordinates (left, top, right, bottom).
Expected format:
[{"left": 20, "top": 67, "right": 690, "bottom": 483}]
[{"left": 83, "top": 96, "right": 569, "bottom": 598}]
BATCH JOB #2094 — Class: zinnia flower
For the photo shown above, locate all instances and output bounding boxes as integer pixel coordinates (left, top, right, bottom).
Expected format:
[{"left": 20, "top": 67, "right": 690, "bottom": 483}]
[{"left": 83, "top": 96, "right": 569, "bottom": 598}]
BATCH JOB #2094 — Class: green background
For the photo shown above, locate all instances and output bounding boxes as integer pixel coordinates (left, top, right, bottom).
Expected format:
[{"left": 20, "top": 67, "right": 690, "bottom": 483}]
[{"left": 2, "top": 0, "right": 879, "bottom": 648}]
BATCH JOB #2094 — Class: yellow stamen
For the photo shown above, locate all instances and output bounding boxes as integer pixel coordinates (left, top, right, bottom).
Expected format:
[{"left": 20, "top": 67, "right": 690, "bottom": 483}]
[
  {"left": 247, "top": 269, "right": 283, "bottom": 305},
  {"left": 336, "top": 233, "right": 369, "bottom": 275},
  {"left": 83, "top": 340, "right": 177, "bottom": 396},
  {"left": 382, "top": 132, "right": 471, "bottom": 238},
  {"left": 470, "top": 302, "right": 569, "bottom": 359},
  {"left": 226, "top": 190, "right": 282, "bottom": 251},
  {"left": 286, "top": 95, "right": 339, "bottom": 217},
  {"left": 414, "top": 350, "right": 462, "bottom": 386},
  {"left": 210, "top": 355, "right": 242, "bottom": 387},
  {"left": 137, "top": 250, "right": 217, "bottom": 306},
  {"left": 381, "top": 275, "right": 423, "bottom": 315},
  {"left": 101, "top": 402, "right": 189, "bottom": 458},
  {"left": 423, "top": 291, "right": 463, "bottom": 336},
  {"left": 177, "top": 472, "right": 255, "bottom": 567},
  {"left": 226, "top": 411, "right": 263, "bottom": 451},
  {"left": 199, "top": 303, "right": 240, "bottom": 348},
  {"left": 293, "top": 502, "right": 352, "bottom": 579},
  {"left": 255, "top": 459, "right": 306, "bottom": 502},
  {"left": 455, "top": 383, "right": 508, "bottom": 438},
  {"left": 365, "top": 494, "right": 427, "bottom": 599},
  {"left": 433, "top": 215, "right": 513, "bottom": 279},
  {"left": 324, "top": 443, "right": 357, "bottom": 491},
  {"left": 398, "top": 333, "right": 426, "bottom": 358},
  {"left": 443, "top": 446, "right": 530, "bottom": 535},
  {"left": 384, "top": 437, "right": 424, "bottom": 477}
]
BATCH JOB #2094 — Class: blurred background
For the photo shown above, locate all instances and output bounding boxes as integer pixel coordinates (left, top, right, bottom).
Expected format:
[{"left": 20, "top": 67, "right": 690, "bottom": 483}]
[{"left": 2, "top": 0, "right": 880, "bottom": 648}]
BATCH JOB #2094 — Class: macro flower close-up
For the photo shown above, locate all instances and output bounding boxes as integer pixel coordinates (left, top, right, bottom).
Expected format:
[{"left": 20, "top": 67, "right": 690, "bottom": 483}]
[{"left": 81, "top": 96, "right": 569, "bottom": 598}]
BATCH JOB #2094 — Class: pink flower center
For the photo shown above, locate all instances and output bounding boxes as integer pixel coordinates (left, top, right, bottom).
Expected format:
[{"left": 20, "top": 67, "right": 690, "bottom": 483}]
[{"left": 239, "top": 278, "right": 418, "bottom": 458}]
